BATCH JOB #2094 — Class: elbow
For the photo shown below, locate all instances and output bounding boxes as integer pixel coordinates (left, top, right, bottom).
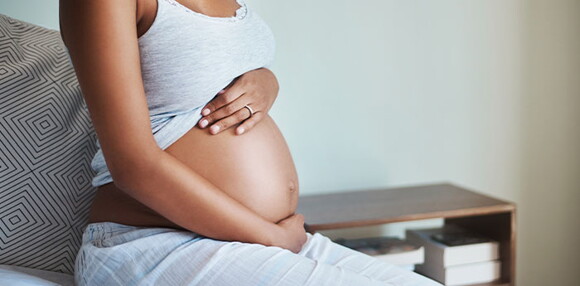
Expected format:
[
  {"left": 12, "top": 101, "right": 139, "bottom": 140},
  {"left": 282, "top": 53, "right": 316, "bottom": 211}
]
[
  {"left": 108, "top": 149, "right": 163, "bottom": 193},
  {"left": 110, "top": 170, "right": 138, "bottom": 193}
]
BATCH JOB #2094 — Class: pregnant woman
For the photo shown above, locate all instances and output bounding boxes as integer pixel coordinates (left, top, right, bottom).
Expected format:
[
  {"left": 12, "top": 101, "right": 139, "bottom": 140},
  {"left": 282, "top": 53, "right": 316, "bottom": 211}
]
[{"left": 60, "top": 0, "right": 441, "bottom": 285}]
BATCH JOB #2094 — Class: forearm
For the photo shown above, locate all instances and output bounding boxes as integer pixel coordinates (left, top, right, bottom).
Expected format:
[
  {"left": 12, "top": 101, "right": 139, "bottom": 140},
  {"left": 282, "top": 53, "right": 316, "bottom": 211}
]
[{"left": 115, "top": 148, "right": 281, "bottom": 245}]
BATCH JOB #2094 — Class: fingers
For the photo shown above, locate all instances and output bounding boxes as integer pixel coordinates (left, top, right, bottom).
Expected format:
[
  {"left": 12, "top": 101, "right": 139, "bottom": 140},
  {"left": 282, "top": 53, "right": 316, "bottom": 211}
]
[
  {"left": 275, "top": 213, "right": 307, "bottom": 253},
  {"left": 201, "top": 89, "right": 228, "bottom": 116},
  {"left": 279, "top": 213, "right": 305, "bottom": 226},
  {"left": 235, "top": 111, "right": 263, "bottom": 135},
  {"left": 199, "top": 94, "right": 250, "bottom": 128},
  {"left": 201, "top": 89, "right": 225, "bottom": 116},
  {"left": 201, "top": 79, "right": 243, "bottom": 116},
  {"left": 198, "top": 68, "right": 276, "bottom": 135},
  {"left": 208, "top": 106, "right": 254, "bottom": 135},
  {"left": 294, "top": 213, "right": 305, "bottom": 224}
]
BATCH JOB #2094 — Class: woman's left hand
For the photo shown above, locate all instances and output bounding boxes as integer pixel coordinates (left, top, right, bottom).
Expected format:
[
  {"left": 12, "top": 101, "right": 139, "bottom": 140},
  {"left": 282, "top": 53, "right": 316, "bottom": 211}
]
[{"left": 197, "top": 67, "right": 279, "bottom": 135}]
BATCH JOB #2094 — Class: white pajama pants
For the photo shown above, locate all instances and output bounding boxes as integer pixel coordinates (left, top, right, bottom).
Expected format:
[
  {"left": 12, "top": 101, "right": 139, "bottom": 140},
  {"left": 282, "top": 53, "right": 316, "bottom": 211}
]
[{"left": 75, "top": 222, "right": 442, "bottom": 286}]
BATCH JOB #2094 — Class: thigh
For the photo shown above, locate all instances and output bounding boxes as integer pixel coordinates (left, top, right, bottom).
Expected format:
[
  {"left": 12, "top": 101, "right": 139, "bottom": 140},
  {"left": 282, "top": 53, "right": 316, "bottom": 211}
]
[
  {"left": 173, "top": 237, "right": 392, "bottom": 286},
  {"left": 76, "top": 222, "right": 439, "bottom": 286},
  {"left": 299, "top": 233, "right": 442, "bottom": 286},
  {"left": 76, "top": 223, "right": 387, "bottom": 286}
]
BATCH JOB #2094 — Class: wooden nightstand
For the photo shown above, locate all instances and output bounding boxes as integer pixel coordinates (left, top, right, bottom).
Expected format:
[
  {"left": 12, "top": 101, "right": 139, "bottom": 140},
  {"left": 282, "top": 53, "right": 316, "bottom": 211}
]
[{"left": 297, "top": 183, "right": 516, "bottom": 286}]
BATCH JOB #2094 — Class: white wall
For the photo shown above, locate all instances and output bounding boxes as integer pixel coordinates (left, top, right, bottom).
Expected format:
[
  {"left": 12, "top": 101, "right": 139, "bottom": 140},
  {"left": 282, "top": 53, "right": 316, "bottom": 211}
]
[{"left": 2, "top": 0, "right": 579, "bottom": 285}]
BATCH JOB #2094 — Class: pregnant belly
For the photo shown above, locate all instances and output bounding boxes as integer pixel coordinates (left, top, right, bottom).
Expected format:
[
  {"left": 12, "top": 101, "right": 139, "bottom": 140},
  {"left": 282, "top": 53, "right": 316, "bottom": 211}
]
[
  {"left": 164, "top": 114, "right": 300, "bottom": 223},
  {"left": 88, "top": 114, "right": 299, "bottom": 228}
]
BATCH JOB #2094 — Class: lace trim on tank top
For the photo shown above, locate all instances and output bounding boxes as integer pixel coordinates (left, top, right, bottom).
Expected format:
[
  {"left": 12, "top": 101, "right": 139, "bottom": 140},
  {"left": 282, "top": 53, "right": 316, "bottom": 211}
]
[{"left": 165, "top": 0, "right": 247, "bottom": 22}]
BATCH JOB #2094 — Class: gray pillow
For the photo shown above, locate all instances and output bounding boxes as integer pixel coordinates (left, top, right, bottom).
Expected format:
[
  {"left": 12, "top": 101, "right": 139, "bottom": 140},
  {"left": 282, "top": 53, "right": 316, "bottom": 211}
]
[{"left": 0, "top": 14, "right": 97, "bottom": 275}]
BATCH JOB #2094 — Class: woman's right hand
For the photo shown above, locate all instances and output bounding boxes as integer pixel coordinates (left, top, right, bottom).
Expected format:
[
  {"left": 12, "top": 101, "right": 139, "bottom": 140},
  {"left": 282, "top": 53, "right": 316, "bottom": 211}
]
[{"left": 274, "top": 213, "right": 308, "bottom": 253}]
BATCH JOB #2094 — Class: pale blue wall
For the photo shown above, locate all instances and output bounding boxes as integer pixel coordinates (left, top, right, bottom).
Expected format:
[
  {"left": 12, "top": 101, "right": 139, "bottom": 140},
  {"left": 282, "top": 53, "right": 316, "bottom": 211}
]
[
  {"left": 257, "top": 0, "right": 527, "bottom": 196},
  {"left": 0, "top": 0, "right": 59, "bottom": 30},
  {"left": 2, "top": 1, "right": 579, "bottom": 285}
]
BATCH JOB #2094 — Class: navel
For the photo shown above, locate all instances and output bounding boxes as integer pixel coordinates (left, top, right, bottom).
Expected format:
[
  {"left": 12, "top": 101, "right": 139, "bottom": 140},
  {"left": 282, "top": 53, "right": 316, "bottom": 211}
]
[{"left": 288, "top": 179, "right": 297, "bottom": 193}]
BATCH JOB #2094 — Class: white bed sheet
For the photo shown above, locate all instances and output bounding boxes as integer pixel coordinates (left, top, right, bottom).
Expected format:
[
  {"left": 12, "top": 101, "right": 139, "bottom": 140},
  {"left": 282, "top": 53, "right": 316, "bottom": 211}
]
[{"left": 0, "top": 265, "right": 74, "bottom": 286}]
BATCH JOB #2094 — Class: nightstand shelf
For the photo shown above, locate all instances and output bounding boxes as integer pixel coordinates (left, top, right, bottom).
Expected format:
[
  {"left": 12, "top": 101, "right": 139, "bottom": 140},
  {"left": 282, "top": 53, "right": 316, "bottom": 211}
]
[{"left": 297, "top": 183, "right": 516, "bottom": 286}]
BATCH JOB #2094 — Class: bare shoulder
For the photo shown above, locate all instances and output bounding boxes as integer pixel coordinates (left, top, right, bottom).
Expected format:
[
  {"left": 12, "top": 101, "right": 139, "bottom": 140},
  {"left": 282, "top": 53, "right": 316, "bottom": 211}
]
[{"left": 59, "top": 0, "right": 140, "bottom": 48}]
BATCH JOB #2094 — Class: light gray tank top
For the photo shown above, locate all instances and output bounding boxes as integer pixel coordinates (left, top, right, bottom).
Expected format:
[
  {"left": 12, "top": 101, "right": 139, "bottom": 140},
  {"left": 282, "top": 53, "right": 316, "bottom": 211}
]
[{"left": 91, "top": 0, "right": 276, "bottom": 187}]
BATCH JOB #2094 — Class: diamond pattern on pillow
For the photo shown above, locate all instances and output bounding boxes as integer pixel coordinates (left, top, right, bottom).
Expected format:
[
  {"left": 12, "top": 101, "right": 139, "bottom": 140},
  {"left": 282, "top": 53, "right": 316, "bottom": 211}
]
[{"left": 0, "top": 13, "right": 97, "bottom": 275}]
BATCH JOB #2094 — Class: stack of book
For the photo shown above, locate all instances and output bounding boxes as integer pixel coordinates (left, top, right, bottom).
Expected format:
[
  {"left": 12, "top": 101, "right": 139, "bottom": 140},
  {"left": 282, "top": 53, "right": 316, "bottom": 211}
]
[
  {"left": 334, "top": 236, "right": 424, "bottom": 270},
  {"left": 406, "top": 226, "right": 501, "bottom": 286}
]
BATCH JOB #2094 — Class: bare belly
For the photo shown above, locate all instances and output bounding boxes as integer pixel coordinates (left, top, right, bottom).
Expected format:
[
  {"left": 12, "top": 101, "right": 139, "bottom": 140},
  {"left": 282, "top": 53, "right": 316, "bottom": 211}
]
[{"left": 88, "top": 115, "right": 300, "bottom": 228}]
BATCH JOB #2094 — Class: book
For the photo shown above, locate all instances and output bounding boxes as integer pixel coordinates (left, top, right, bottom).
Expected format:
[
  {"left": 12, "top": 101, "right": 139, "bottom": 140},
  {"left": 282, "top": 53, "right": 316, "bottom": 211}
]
[
  {"left": 416, "top": 259, "right": 501, "bottom": 286},
  {"left": 334, "top": 236, "right": 424, "bottom": 266},
  {"left": 405, "top": 226, "right": 499, "bottom": 267}
]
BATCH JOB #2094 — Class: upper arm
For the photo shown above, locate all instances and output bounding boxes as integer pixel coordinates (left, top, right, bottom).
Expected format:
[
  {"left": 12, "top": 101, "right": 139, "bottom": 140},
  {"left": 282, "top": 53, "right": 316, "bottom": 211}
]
[{"left": 59, "top": 0, "right": 159, "bottom": 185}]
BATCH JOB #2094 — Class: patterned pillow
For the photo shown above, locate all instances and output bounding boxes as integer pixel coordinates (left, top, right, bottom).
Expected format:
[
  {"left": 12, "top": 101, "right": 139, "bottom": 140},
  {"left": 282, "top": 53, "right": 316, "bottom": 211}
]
[{"left": 0, "top": 14, "right": 97, "bottom": 275}]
